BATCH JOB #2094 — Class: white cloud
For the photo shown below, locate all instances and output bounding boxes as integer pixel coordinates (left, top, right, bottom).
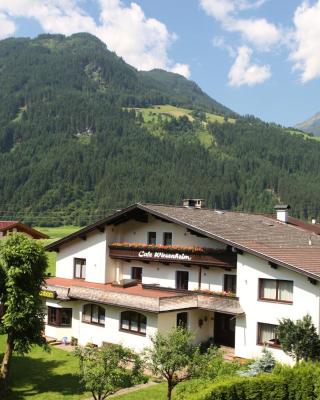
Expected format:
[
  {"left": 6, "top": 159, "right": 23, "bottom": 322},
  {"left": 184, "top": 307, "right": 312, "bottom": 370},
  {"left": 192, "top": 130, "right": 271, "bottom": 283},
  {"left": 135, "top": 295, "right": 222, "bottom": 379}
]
[
  {"left": 212, "top": 35, "right": 236, "bottom": 56},
  {"left": 290, "top": 0, "right": 320, "bottom": 82},
  {"left": 228, "top": 45, "right": 271, "bottom": 86},
  {"left": 0, "top": 13, "right": 16, "bottom": 39},
  {"left": 232, "top": 18, "right": 280, "bottom": 49},
  {"left": 199, "top": 0, "right": 280, "bottom": 49},
  {"left": 170, "top": 63, "right": 191, "bottom": 78},
  {"left": 0, "top": 0, "right": 190, "bottom": 77}
]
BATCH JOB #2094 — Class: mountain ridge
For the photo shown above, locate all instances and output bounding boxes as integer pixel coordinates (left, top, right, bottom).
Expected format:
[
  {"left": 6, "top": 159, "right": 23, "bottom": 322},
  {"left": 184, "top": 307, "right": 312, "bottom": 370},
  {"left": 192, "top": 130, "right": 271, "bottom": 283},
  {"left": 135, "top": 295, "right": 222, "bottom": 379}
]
[{"left": 295, "top": 111, "right": 320, "bottom": 136}]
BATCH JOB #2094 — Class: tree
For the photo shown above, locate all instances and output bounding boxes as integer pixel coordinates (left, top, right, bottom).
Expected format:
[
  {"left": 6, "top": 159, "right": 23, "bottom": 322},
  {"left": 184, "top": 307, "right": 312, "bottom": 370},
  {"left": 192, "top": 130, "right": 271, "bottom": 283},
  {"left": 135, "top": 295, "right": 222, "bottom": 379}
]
[
  {"left": 74, "top": 344, "right": 144, "bottom": 400},
  {"left": 0, "top": 234, "right": 48, "bottom": 398},
  {"left": 144, "top": 327, "right": 197, "bottom": 400},
  {"left": 278, "top": 315, "right": 320, "bottom": 362}
]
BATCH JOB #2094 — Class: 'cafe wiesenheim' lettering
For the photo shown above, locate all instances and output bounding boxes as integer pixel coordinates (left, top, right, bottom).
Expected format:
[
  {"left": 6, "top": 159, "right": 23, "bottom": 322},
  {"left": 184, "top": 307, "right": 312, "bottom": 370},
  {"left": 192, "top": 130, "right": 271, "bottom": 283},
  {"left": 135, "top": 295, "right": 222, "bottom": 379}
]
[{"left": 138, "top": 250, "right": 192, "bottom": 261}]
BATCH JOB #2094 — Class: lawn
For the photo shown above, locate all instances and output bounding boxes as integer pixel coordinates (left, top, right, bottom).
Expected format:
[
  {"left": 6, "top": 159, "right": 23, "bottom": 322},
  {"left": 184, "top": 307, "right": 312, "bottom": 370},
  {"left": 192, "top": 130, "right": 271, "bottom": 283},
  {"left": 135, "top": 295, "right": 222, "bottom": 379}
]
[
  {"left": 0, "top": 336, "right": 89, "bottom": 400},
  {"left": 116, "top": 383, "right": 166, "bottom": 399},
  {"left": 35, "top": 226, "right": 80, "bottom": 277},
  {"left": 0, "top": 335, "right": 168, "bottom": 400}
]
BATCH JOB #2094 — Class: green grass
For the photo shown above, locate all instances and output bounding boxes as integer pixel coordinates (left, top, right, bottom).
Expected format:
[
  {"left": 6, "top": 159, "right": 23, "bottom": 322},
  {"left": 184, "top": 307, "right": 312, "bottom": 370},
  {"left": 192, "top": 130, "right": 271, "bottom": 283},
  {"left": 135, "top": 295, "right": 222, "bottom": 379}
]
[
  {"left": 115, "top": 383, "right": 166, "bottom": 399},
  {"left": 35, "top": 226, "right": 80, "bottom": 277},
  {"left": 0, "top": 336, "right": 89, "bottom": 400},
  {"left": 0, "top": 335, "right": 167, "bottom": 400},
  {"left": 126, "top": 104, "right": 235, "bottom": 125},
  {"left": 286, "top": 129, "right": 320, "bottom": 141}
]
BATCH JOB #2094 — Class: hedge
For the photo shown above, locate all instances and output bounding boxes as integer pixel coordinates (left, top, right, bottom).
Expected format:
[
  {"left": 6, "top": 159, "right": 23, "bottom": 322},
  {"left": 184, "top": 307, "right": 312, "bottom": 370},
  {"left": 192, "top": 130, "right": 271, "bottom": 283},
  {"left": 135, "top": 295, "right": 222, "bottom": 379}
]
[
  {"left": 174, "top": 375, "right": 287, "bottom": 400},
  {"left": 174, "top": 362, "right": 320, "bottom": 400}
]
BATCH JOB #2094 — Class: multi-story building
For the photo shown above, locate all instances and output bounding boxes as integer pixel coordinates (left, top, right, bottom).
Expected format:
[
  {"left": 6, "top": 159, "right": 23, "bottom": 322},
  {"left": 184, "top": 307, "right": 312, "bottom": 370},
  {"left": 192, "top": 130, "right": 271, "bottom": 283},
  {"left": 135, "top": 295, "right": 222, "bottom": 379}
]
[{"left": 43, "top": 201, "right": 320, "bottom": 362}]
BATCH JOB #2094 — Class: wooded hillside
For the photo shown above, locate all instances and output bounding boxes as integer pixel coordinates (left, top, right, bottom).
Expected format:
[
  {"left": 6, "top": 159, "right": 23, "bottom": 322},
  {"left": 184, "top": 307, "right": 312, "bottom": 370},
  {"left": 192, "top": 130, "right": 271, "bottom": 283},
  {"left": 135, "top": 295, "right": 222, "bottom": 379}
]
[{"left": 0, "top": 33, "right": 319, "bottom": 225}]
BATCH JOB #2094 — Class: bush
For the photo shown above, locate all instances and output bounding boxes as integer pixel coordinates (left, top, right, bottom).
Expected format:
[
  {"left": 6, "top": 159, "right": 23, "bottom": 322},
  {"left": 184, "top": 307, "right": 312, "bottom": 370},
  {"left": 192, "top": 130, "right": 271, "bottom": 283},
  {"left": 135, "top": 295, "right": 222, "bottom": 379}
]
[
  {"left": 238, "top": 347, "right": 276, "bottom": 377},
  {"left": 175, "top": 362, "right": 320, "bottom": 400},
  {"left": 274, "top": 362, "right": 320, "bottom": 400},
  {"left": 175, "top": 375, "right": 287, "bottom": 400},
  {"left": 190, "top": 347, "right": 240, "bottom": 380}
]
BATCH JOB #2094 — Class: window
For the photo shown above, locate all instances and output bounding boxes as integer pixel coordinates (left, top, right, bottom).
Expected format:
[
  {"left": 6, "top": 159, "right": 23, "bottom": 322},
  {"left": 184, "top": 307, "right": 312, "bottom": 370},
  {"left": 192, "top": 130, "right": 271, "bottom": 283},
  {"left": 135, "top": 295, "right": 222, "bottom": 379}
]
[
  {"left": 176, "top": 271, "right": 189, "bottom": 290},
  {"left": 163, "top": 232, "right": 172, "bottom": 246},
  {"left": 257, "top": 323, "right": 280, "bottom": 347},
  {"left": 82, "top": 304, "right": 105, "bottom": 326},
  {"left": 259, "top": 279, "right": 293, "bottom": 303},
  {"left": 131, "top": 267, "right": 142, "bottom": 282},
  {"left": 177, "top": 312, "right": 188, "bottom": 328},
  {"left": 47, "top": 307, "right": 72, "bottom": 327},
  {"left": 224, "top": 274, "right": 237, "bottom": 293},
  {"left": 147, "top": 232, "right": 156, "bottom": 245},
  {"left": 74, "top": 258, "right": 86, "bottom": 279},
  {"left": 120, "top": 311, "right": 146, "bottom": 335}
]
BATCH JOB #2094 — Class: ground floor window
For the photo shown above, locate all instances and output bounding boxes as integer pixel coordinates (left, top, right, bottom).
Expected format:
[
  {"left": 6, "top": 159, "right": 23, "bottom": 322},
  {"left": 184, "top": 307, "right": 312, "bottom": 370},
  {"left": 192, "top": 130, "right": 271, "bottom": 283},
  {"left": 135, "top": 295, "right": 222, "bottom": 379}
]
[
  {"left": 177, "top": 312, "right": 188, "bottom": 328},
  {"left": 48, "top": 307, "right": 72, "bottom": 327},
  {"left": 257, "top": 322, "right": 280, "bottom": 347},
  {"left": 120, "top": 311, "right": 146, "bottom": 335},
  {"left": 82, "top": 304, "right": 105, "bottom": 326}
]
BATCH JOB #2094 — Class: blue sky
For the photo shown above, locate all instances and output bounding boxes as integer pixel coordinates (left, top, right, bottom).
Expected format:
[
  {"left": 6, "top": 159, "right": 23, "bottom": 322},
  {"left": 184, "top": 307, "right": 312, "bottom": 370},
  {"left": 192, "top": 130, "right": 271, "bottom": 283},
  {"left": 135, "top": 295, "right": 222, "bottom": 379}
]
[{"left": 0, "top": 0, "right": 319, "bottom": 126}]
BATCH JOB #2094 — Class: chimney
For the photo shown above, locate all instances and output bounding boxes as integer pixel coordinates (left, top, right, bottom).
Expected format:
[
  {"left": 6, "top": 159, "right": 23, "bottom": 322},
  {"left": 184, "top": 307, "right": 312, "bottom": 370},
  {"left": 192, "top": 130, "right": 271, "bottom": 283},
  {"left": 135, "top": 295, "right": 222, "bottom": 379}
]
[
  {"left": 183, "top": 199, "right": 204, "bottom": 209},
  {"left": 274, "top": 204, "right": 291, "bottom": 223}
]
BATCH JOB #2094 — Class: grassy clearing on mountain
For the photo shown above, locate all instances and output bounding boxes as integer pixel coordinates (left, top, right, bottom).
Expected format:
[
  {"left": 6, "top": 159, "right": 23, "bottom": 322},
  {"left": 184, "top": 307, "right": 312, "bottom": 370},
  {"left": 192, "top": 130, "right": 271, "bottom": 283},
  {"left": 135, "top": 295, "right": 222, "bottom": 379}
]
[
  {"left": 127, "top": 105, "right": 235, "bottom": 125},
  {"left": 286, "top": 129, "right": 320, "bottom": 141}
]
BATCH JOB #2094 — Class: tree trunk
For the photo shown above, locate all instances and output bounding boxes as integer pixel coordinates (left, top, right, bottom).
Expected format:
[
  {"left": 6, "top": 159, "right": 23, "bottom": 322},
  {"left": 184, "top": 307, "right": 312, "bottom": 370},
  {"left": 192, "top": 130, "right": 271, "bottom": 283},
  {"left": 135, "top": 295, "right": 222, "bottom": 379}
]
[
  {"left": 167, "top": 378, "right": 173, "bottom": 400},
  {"left": 0, "top": 334, "right": 14, "bottom": 399}
]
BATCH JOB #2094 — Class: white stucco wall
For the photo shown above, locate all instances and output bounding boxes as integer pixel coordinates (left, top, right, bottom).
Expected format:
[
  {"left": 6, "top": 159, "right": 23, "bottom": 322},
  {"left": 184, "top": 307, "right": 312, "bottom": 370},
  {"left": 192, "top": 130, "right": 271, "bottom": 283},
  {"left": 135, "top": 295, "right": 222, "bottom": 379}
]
[
  {"left": 112, "top": 215, "right": 226, "bottom": 249},
  {"left": 158, "top": 309, "right": 213, "bottom": 344},
  {"left": 44, "top": 300, "right": 157, "bottom": 352},
  {"left": 121, "top": 261, "right": 234, "bottom": 292},
  {"left": 55, "top": 230, "right": 107, "bottom": 283},
  {"left": 235, "top": 253, "right": 320, "bottom": 363}
]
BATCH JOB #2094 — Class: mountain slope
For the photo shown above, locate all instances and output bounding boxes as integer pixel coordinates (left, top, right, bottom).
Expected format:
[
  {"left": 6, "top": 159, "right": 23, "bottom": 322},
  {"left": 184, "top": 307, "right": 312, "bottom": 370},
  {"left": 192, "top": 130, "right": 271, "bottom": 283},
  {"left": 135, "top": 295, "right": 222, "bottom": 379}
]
[
  {"left": 0, "top": 33, "right": 320, "bottom": 225},
  {"left": 295, "top": 112, "right": 320, "bottom": 136}
]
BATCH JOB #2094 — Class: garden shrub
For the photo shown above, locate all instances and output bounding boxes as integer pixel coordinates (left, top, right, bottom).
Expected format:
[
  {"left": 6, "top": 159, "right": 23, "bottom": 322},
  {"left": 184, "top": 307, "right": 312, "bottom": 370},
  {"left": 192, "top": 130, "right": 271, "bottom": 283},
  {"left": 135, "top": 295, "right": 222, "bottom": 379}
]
[
  {"left": 274, "top": 362, "right": 320, "bottom": 400},
  {"left": 175, "top": 374, "right": 287, "bottom": 400}
]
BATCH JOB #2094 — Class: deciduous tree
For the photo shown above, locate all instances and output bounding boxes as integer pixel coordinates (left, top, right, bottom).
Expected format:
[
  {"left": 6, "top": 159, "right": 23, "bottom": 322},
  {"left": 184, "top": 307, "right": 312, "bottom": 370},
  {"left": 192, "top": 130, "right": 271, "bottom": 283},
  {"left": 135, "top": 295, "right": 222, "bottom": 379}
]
[
  {"left": 0, "top": 234, "right": 47, "bottom": 398},
  {"left": 144, "top": 327, "right": 197, "bottom": 400},
  {"left": 278, "top": 314, "right": 320, "bottom": 362},
  {"left": 74, "top": 344, "right": 144, "bottom": 400}
]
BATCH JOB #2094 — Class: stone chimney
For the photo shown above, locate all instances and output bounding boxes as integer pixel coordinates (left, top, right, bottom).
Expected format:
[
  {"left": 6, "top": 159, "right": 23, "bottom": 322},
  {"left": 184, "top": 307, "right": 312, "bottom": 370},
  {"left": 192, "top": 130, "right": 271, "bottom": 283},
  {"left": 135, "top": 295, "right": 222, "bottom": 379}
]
[
  {"left": 274, "top": 204, "right": 291, "bottom": 223},
  {"left": 183, "top": 199, "right": 204, "bottom": 209}
]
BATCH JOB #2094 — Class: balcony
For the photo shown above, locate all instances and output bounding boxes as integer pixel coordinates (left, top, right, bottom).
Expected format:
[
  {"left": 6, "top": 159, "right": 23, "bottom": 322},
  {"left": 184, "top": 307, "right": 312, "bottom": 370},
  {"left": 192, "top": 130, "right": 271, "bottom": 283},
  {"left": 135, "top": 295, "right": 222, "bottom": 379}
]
[{"left": 109, "top": 243, "right": 236, "bottom": 268}]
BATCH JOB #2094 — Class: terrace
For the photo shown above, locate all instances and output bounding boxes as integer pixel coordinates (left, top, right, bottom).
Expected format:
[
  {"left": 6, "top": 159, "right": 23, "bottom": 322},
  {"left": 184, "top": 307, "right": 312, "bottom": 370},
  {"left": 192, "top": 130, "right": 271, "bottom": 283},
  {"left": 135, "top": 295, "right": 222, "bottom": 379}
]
[{"left": 43, "top": 277, "right": 243, "bottom": 315}]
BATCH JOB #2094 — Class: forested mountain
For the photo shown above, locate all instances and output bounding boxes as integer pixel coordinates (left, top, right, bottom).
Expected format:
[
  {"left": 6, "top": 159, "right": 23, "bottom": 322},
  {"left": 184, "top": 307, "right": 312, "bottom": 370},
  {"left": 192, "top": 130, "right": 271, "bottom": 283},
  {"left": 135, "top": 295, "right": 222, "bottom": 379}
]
[
  {"left": 0, "top": 33, "right": 319, "bottom": 226},
  {"left": 295, "top": 112, "right": 320, "bottom": 136}
]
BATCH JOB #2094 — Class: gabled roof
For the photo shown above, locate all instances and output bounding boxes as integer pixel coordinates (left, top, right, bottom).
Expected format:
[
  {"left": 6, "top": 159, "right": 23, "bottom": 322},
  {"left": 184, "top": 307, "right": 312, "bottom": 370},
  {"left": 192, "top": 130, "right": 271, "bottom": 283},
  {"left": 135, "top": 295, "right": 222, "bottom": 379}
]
[
  {"left": 0, "top": 221, "right": 19, "bottom": 230},
  {"left": 0, "top": 221, "right": 49, "bottom": 239},
  {"left": 45, "top": 203, "right": 320, "bottom": 280}
]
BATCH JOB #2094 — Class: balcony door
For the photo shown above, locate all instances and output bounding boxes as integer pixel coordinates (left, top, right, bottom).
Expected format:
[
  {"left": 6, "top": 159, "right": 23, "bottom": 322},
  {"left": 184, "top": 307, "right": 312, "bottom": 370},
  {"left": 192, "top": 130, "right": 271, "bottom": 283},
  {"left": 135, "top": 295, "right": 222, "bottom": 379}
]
[
  {"left": 214, "top": 312, "right": 235, "bottom": 347},
  {"left": 176, "top": 271, "right": 189, "bottom": 290}
]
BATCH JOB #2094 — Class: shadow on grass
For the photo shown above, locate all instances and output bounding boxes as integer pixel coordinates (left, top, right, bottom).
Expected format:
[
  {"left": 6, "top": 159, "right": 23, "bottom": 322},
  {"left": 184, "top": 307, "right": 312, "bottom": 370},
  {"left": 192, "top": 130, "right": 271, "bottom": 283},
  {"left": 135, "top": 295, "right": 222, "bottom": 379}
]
[{"left": 3, "top": 353, "right": 85, "bottom": 399}]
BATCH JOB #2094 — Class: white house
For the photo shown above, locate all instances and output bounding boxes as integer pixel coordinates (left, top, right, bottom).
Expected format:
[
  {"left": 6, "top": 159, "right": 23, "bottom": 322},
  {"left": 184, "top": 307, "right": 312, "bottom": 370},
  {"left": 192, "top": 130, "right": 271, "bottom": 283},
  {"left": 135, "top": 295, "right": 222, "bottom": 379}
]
[{"left": 43, "top": 201, "right": 320, "bottom": 362}]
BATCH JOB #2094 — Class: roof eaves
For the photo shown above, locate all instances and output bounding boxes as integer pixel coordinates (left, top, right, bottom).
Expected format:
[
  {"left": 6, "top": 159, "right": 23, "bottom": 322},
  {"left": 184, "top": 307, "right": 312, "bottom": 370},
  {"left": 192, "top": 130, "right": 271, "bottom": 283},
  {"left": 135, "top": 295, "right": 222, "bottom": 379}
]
[{"left": 45, "top": 203, "right": 144, "bottom": 251}]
